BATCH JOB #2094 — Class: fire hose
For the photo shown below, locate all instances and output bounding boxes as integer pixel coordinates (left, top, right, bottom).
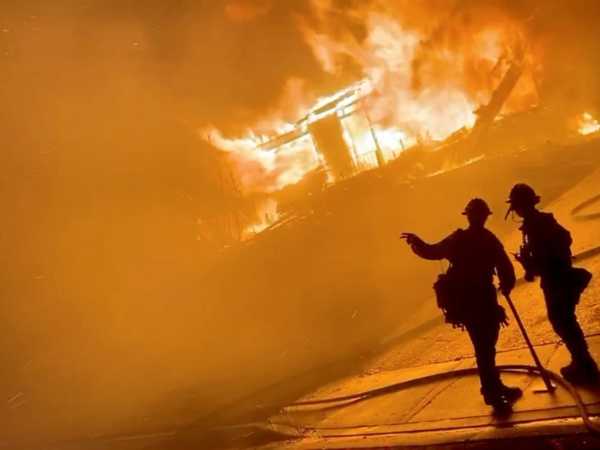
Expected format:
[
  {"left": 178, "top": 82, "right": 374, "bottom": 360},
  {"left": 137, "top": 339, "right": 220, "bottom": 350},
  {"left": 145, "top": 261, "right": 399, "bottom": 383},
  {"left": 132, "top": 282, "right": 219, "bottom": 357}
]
[
  {"left": 269, "top": 365, "right": 600, "bottom": 436},
  {"left": 268, "top": 294, "right": 600, "bottom": 437},
  {"left": 571, "top": 194, "right": 600, "bottom": 221},
  {"left": 266, "top": 294, "right": 600, "bottom": 440}
]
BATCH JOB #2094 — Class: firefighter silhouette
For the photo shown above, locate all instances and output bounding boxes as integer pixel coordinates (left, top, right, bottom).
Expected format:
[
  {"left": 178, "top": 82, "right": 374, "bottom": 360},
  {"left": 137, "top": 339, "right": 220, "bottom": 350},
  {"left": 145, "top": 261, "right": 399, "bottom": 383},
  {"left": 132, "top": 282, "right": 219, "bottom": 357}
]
[
  {"left": 401, "top": 198, "right": 521, "bottom": 415},
  {"left": 507, "top": 183, "right": 598, "bottom": 385}
]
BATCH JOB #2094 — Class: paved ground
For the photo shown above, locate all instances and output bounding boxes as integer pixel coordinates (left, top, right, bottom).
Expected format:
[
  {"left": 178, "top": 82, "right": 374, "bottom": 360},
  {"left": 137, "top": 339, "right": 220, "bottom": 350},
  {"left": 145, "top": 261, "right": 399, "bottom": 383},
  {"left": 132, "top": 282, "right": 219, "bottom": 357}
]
[{"left": 263, "top": 336, "right": 600, "bottom": 449}]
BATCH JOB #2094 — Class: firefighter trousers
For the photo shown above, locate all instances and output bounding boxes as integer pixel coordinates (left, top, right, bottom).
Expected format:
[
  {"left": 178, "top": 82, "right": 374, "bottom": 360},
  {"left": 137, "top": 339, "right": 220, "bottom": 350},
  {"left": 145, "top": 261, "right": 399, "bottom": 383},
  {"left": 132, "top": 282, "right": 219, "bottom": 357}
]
[
  {"left": 465, "top": 319, "right": 503, "bottom": 399},
  {"left": 543, "top": 285, "right": 592, "bottom": 363}
]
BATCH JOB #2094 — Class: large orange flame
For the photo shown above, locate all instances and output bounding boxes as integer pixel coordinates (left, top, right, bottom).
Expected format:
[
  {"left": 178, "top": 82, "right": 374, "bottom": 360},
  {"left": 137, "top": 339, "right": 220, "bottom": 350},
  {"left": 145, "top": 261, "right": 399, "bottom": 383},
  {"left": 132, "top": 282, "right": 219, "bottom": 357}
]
[{"left": 206, "top": 1, "right": 540, "bottom": 233}]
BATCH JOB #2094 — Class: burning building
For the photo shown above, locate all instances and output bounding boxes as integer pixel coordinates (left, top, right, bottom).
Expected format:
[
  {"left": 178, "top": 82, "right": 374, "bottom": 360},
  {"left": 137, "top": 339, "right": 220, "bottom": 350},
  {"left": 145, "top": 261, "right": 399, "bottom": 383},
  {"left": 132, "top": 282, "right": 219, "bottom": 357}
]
[
  {"left": 252, "top": 78, "right": 399, "bottom": 182},
  {"left": 205, "top": 1, "right": 600, "bottom": 240},
  {"left": 236, "top": 38, "right": 528, "bottom": 186}
]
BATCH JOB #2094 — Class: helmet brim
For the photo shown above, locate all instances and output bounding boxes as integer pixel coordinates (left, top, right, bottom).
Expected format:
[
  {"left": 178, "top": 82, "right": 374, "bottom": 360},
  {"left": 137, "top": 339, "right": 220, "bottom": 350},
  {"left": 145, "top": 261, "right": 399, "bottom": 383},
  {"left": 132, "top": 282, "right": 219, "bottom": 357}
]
[
  {"left": 506, "top": 195, "right": 541, "bottom": 205},
  {"left": 462, "top": 211, "right": 493, "bottom": 216}
]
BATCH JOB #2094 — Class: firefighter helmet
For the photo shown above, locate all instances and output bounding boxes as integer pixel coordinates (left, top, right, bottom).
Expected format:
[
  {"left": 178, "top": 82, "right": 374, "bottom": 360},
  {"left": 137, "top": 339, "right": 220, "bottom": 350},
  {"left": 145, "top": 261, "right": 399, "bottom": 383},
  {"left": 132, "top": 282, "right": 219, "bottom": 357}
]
[
  {"left": 506, "top": 183, "right": 541, "bottom": 207},
  {"left": 462, "top": 198, "right": 493, "bottom": 216}
]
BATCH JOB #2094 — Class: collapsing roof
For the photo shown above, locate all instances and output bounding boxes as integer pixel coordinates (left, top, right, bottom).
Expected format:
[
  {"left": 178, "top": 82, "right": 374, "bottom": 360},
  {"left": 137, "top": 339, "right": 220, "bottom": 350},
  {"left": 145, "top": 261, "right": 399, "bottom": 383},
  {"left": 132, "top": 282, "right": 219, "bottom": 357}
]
[
  {"left": 259, "top": 79, "right": 392, "bottom": 182},
  {"left": 260, "top": 42, "right": 527, "bottom": 183}
]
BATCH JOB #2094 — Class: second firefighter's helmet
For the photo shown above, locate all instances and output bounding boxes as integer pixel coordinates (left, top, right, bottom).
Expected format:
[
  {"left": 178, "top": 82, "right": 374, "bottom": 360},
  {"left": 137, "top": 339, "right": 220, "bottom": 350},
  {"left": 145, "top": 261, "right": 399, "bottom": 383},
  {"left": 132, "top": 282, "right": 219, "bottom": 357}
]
[{"left": 507, "top": 183, "right": 541, "bottom": 208}]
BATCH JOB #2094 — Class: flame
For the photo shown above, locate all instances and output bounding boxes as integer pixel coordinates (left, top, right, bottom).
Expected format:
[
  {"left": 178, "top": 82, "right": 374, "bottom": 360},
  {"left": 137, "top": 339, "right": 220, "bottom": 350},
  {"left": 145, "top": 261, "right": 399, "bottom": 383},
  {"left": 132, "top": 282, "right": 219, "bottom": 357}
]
[
  {"left": 207, "top": 1, "right": 540, "bottom": 199},
  {"left": 428, "top": 156, "right": 486, "bottom": 178},
  {"left": 578, "top": 112, "right": 600, "bottom": 136},
  {"left": 207, "top": 130, "right": 320, "bottom": 194},
  {"left": 302, "top": 9, "right": 535, "bottom": 141},
  {"left": 242, "top": 197, "right": 280, "bottom": 240},
  {"left": 203, "top": 78, "right": 321, "bottom": 195}
]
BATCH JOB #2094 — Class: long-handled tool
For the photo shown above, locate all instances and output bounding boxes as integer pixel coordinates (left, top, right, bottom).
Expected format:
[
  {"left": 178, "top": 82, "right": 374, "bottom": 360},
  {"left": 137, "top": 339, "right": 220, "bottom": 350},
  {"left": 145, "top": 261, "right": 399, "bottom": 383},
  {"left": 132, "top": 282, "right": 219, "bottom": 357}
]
[{"left": 503, "top": 293, "right": 555, "bottom": 393}]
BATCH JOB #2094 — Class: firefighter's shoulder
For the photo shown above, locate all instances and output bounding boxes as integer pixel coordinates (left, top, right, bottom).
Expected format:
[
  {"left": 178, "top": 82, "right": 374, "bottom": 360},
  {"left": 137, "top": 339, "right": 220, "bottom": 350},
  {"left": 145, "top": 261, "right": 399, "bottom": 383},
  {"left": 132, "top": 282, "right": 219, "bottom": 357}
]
[
  {"left": 537, "top": 211, "right": 561, "bottom": 228},
  {"left": 481, "top": 228, "right": 505, "bottom": 247},
  {"left": 449, "top": 228, "right": 466, "bottom": 239}
]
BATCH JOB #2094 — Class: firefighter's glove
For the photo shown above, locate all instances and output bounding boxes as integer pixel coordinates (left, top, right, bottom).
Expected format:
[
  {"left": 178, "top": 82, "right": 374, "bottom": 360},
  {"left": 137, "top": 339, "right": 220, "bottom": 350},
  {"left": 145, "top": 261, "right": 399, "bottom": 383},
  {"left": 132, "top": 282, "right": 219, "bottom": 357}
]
[
  {"left": 498, "top": 285, "right": 512, "bottom": 298},
  {"left": 497, "top": 305, "right": 510, "bottom": 328},
  {"left": 524, "top": 271, "right": 536, "bottom": 282}
]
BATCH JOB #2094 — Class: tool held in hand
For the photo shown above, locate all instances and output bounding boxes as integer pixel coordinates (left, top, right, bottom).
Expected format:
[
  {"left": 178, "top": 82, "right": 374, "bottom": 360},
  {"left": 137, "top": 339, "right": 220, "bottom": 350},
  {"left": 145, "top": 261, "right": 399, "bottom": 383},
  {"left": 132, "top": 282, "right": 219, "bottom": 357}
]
[{"left": 502, "top": 292, "right": 556, "bottom": 393}]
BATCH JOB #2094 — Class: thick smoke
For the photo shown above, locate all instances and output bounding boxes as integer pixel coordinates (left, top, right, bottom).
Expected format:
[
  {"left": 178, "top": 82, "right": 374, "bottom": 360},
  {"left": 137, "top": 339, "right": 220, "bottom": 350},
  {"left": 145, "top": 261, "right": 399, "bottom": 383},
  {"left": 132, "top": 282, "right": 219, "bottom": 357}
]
[{"left": 0, "top": 0, "right": 324, "bottom": 444}]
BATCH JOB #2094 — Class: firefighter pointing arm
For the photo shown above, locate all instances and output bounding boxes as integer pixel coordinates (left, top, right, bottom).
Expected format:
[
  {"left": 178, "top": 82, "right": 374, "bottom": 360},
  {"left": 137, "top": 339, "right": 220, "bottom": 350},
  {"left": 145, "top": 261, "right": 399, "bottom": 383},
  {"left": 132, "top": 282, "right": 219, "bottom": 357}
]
[
  {"left": 400, "top": 232, "right": 452, "bottom": 260},
  {"left": 401, "top": 225, "right": 515, "bottom": 297},
  {"left": 400, "top": 199, "right": 521, "bottom": 416}
]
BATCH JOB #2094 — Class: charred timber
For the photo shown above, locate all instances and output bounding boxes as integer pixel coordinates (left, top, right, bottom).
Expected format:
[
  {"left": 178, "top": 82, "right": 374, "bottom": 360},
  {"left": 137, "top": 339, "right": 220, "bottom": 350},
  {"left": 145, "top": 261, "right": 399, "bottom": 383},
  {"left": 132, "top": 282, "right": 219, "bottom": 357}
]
[
  {"left": 257, "top": 128, "right": 306, "bottom": 151},
  {"left": 471, "top": 45, "right": 525, "bottom": 141},
  {"left": 257, "top": 91, "right": 359, "bottom": 151}
]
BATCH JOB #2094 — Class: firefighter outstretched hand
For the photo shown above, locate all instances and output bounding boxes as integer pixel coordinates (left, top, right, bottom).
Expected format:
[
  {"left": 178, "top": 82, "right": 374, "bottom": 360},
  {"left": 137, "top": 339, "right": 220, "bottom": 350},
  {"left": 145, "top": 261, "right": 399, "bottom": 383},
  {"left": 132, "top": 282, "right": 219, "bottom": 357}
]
[
  {"left": 400, "top": 233, "right": 423, "bottom": 246},
  {"left": 497, "top": 305, "right": 510, "bottom": 328}
]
